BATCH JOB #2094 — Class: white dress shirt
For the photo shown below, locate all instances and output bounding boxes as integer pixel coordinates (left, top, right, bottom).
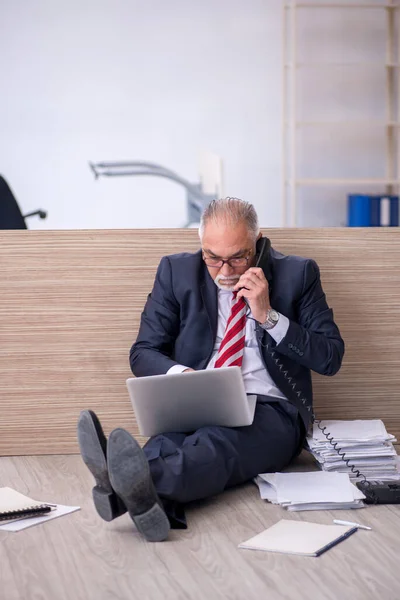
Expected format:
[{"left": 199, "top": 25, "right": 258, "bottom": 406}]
[{"left": 168, "top": 289, "right": 290, "bottom": 400}]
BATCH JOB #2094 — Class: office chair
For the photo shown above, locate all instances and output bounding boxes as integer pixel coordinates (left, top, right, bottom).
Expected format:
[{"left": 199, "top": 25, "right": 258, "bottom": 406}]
[{"left": 0, "top": 175, "right": 47, "bottom": 229}]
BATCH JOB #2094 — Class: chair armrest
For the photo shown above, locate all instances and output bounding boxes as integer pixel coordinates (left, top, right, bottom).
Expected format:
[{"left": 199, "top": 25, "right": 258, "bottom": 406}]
[{"left": 23, "top": 209, "right": 47, "bottom": 220}]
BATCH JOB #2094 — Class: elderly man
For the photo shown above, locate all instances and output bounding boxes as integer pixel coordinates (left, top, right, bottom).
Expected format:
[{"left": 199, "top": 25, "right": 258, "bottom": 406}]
[{"left": 78, "top": 197, "right": 344, "bottom": 542}]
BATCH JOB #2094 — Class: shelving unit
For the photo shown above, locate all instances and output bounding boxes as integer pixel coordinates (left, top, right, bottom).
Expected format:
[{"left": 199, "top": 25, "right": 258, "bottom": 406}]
[{"left": 283, "top": 1, "right": 400, "bottom": 226}]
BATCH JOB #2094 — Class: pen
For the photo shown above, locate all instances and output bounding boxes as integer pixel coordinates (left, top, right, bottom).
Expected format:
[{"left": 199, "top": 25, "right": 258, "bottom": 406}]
[
  {"left": 316, "top": 526, "right": 358, "bottom": 556},
  {"left": 333, "top": 519, "right": 372, "bottom": 531}
]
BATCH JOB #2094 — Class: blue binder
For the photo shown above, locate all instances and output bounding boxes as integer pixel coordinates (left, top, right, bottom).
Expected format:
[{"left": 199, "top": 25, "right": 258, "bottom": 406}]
[
  {"left": 347, "top": 195, "right": 371, "bottom": 227},
  {"left": 369, "top": 196, "right": 380, "bottom": 226},
  {"left": 347, "top": 194, "right": 399, "bottom": 226},
  {"left": 389, "top": 196, "right": 399, "bottom": 226}
]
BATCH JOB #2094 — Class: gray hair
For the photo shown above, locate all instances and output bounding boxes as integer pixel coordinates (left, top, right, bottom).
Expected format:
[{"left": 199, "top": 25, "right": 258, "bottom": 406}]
[{"left": 198, "top": 197, "right": 259, "bottom": 241}]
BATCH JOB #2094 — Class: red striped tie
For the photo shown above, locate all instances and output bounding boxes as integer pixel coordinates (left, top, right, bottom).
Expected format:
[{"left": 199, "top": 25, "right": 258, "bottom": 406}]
[{"left": 214, "top": 292, "right": 247, "bottom": 368}]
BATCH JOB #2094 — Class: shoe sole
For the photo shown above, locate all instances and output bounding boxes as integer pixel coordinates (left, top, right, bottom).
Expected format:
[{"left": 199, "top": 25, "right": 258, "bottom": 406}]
[
  {"left": 77, "top": 410, "right": 117, "bottom": 522},
  {"left": 108, "top": 428, "right": 170, "bottom": 542}
]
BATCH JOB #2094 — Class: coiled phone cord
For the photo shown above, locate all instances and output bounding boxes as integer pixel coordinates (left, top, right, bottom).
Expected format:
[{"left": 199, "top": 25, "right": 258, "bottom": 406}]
[{"left": 254, "top": 319, "right": 378, "bottom": 500}]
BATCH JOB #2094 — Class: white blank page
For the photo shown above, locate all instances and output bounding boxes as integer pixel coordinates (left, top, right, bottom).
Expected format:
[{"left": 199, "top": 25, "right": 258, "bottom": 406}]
[{"left": 275, "top": 472, "right": 355, "bottom": 504}]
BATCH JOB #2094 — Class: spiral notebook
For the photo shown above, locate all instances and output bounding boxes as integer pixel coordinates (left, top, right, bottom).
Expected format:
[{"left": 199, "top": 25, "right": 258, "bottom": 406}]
[{"left": 0, "top": 487, "right": 52, "bottom": 522}]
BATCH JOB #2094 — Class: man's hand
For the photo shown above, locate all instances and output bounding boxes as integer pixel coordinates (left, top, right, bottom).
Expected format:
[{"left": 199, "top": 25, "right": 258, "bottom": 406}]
[
  {"left": 233, "top": 267, "right": 270, "bottom": 324},
  {"left": 183, "top": 368, "right": 195, "bottom": 373}
]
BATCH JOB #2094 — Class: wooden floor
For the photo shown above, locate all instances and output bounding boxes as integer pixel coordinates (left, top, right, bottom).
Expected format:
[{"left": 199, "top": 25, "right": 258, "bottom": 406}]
[{"left": 1, "top": 454, "right": 400, "bottom": 600}]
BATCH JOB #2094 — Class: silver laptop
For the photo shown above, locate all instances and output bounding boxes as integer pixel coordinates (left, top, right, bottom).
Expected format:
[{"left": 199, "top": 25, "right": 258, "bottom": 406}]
[{"left": 126, "top": 366, "right": 257, "bottom": 437}]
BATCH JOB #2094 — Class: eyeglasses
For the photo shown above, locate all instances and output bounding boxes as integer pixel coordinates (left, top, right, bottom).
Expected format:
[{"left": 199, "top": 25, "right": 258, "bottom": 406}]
[{"left": 202, "top": 254, "right": 251, "bottom": 268}]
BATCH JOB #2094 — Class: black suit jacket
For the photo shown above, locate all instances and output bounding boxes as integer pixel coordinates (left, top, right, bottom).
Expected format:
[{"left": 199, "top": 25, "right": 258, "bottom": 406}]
[{"left": 130, "top": 247, "right": 345, "bottom": 430}]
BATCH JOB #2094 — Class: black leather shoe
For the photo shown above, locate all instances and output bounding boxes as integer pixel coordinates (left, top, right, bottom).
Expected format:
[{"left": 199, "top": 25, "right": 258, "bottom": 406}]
[
  {"left": 77, "top": 410, "right": 127, "bottom": 521},
  {"left": 107, "top": 428, "right": 170, "bottom": 542}
]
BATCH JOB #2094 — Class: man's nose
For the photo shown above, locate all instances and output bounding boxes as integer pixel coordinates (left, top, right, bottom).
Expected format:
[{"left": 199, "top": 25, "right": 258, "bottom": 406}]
[{"left": 220, "top": 262, "right": 235, "bottom": 276}]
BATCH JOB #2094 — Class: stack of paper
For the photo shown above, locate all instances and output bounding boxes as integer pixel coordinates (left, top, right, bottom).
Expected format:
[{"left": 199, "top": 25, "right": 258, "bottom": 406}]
[
  {"left": 255, "top": 471, "right": 365, "bottom": 511},
  {"left": 307, "top": 420, "right": 400, "bottom": 482}
]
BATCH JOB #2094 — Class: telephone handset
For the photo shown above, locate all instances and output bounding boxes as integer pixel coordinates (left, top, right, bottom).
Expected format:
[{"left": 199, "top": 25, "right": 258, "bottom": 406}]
[
  {"left": 255, "top": 236, "right": 272, "bottom": 284},
  {"left": 239, "top": 237, "right": 272, "bottom": 299}
]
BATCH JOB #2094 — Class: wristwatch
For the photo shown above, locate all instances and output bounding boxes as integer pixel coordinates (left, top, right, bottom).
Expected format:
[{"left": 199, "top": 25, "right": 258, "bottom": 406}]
[{"left": 259, "top": 308, "right": 280, "bottom": 331}]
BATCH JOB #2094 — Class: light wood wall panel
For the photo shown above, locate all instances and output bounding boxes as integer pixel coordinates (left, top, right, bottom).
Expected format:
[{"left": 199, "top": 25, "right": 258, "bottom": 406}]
[{"left": 0, "top": 228, "right": 399, "bottom": 455}]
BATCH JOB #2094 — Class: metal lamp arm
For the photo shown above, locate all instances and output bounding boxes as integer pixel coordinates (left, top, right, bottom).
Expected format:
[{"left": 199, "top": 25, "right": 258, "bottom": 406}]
[{"left": 89, "top": 161, "right": 208, "bottom": 211}]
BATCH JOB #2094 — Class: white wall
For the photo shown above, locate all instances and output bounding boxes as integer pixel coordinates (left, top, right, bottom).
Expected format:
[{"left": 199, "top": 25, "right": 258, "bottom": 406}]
[
  {"left": 1, "top": 0, "right": 283, "bottom": 229},
  {"left": 0, "top": 0, "right": 388, "bottom": 229}
]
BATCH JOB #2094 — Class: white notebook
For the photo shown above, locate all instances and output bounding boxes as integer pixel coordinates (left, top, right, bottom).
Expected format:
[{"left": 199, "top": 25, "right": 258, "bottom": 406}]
[
  {"left": 239, "top": 519, "right": 357, "bottom": 557},
  {"left": 0, "top": 487, "right": 52, "bottom": 522},
  {"left": 0, "top": 504, "right": 81, "bottom": 531}
]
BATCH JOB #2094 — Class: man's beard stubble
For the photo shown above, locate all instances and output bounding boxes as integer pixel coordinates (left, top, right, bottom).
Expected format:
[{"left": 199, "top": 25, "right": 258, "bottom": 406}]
[{"left": 214, "top": 273, "right": 240, "bottom": 292}]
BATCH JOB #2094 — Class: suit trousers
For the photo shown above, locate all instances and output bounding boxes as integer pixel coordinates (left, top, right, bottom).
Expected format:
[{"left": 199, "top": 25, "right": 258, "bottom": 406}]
[{"left": 142, "top": 396, "right": 304, "bottom": 528}]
